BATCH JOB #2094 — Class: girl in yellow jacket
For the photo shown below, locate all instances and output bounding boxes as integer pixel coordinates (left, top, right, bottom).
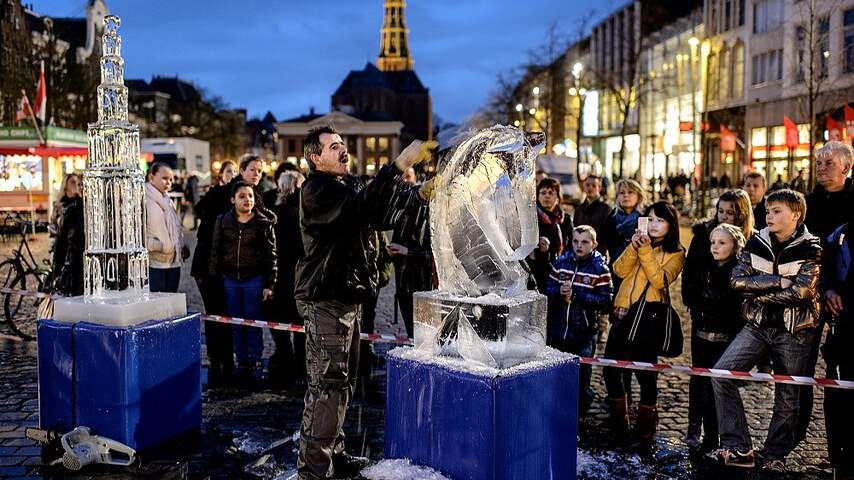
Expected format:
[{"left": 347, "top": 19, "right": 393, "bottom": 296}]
[{"left": 603, "top": 201, "right": 685, "bottom": 446}]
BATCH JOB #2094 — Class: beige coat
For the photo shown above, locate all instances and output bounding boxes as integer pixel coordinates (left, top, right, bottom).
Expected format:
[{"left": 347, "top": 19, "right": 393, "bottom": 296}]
[{"left": 145, "top": 185, "right": 183, "bottom": 268}]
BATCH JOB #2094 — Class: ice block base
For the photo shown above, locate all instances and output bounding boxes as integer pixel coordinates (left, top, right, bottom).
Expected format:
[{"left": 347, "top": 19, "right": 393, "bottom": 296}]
[
  {"left": 37, "top": 313, "right": 201, "bottom": 451},
  {"left": 52, "top": 291, "right": 187, "bottom": 326},
  {"left": 385, "top": 347, "right": 578, "bottom": 480},
  {"left": 413, "top": 290, "right": 546, "bottom": 368}
]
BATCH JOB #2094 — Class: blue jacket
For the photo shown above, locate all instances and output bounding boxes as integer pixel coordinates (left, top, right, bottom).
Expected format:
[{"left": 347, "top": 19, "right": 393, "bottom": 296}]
[
  {"left": 545, "top": 250, "right": 613, "bottom": 343},
  {"left": 824, "top": 223, "right": 852, "bottom": 321}
]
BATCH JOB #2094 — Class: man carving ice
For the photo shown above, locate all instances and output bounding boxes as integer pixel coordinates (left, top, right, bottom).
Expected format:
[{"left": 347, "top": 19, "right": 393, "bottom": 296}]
[{"left": 294, "top": 125, "right": 435, "bottom": 479}]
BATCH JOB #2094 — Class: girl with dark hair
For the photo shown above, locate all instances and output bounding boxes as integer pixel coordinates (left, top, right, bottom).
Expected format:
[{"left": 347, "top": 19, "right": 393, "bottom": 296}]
[
  {"left": 146, "top": 162, "right": 188, "bottom": 293},
  {"left": 209, "top": 182, "right": 277, "bottom": 384},
  {"left": 603, "top": 201, "right": 685, "bottom": 446},
  {"left": 682, "top": 189, "right": 755, "bottom": 449},
  {"left": 528, "top": 178, "right": 573, "bottom": 293}
]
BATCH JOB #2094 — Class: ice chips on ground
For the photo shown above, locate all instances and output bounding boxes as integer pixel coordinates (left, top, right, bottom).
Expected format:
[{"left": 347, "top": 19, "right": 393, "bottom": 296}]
[
  {"left": 576, "top": 449, "right": 653, "bottom": 479},
  {"left": 362, "top": 459, "right": 451, "bottom": 480}
]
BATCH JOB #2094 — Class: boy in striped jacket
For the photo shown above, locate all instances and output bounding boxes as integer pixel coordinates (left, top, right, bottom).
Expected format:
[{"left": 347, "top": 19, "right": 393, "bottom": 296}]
[{"left": 545, "top": 225, "right": 613, "bottom": 416}]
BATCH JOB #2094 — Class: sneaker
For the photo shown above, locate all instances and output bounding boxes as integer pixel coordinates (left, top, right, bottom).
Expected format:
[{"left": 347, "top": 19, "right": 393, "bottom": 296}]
[
  {"left": 761, "top": 458, "right": 786, "bottom": 473},
  {"left": 332, "top": 452, "right": 372, "bottom": 478},
  {"left": 707, "top": 448, "right": 755, "bottom": 468}
]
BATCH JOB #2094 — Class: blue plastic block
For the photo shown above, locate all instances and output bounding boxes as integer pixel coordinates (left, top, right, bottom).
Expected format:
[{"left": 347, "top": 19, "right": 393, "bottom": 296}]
[
  {"left": 385, "top": 350, "right": 579, "bottom": 480},
  {"left": 37, "top": 313, "right": 201, "bottom": 451}
]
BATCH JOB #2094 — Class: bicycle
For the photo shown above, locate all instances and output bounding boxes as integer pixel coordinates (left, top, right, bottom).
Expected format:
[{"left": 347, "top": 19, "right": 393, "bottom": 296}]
[{"left": 0, "top": 217, "right": 53, "bottom": 340}]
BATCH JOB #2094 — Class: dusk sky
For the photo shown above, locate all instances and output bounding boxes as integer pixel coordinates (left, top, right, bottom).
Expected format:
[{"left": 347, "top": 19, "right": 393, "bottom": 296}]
[{"left": 35, "top": 1, "right": 618, "bottom": 124}]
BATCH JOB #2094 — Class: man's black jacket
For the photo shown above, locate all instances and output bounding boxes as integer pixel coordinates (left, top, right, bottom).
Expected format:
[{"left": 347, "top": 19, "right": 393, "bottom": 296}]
[{"left": 294, "top": 164, "right": 415, "bottom": 303}]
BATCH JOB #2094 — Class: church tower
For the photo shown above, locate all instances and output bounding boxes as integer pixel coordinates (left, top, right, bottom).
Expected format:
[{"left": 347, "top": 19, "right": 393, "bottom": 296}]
[{"left": 377, "top": 0, "right": 414, "bottom": 71}]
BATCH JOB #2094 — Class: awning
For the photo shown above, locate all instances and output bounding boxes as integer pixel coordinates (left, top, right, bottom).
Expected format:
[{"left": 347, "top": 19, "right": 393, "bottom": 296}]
[{"left": 0, "top": 146, "right": 88, "bottom": 156}]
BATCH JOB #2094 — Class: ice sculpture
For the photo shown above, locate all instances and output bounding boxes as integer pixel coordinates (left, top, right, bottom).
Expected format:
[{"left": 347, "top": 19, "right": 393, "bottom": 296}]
[
  {"left": 83, "top": 15, "right": 147, "bottom": 297},
  {"left": 52, "top": 15, "right": 186, "bottom": 325},
  {"left": 414, "top": 126, "right": 548, "bottom": 368}
]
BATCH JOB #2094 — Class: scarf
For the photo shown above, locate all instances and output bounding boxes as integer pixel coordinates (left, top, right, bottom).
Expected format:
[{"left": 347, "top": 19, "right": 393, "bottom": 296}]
[
  {"left": 537, "top": 204, "right": 566, "bottom": 254},
  {"left": 145, "top": 182, "right": 183, "bottom": 264}
]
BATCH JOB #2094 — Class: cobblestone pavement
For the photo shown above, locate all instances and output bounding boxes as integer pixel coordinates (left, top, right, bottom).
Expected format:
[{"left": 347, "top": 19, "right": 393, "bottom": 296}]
[{"left": 0, "top": 229, "right": 835, "bottom": 479}]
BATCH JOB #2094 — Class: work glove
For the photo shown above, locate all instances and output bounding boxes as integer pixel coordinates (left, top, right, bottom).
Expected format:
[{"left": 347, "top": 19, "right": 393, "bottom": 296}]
[
  {"left": 417, "top": 176, "right": 439, "bottom": 201},
  {"left": 394, "top": 140, "right": 438, "bottom": 171}
]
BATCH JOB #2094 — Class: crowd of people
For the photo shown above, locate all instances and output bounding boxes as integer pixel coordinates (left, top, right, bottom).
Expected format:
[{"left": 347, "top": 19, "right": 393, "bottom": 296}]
[
  {"left": 536, "top": 140, "right": 854, "bottom": 476},
  {"left": 45, "top": 131, "right": 854, "bottom": 478}
]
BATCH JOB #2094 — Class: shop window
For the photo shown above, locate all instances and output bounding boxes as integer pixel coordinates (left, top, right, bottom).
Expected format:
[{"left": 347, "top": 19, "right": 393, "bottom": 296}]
[
  {"left": 366, "top": 137, "right": 376, "bottom": 152},
  {"left": 0, "top": 155, "right": 44, "bottom": 192},
  {"left": 378, "top": 137, "right": 389, "bottom": 151}
]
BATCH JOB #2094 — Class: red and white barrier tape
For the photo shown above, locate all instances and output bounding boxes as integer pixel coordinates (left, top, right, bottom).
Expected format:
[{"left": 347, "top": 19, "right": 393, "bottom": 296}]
[
  {"left": 5, "top": 286, "right": 853, "bottom": 389},
  {"left": 203, "top": 314, "right": 413, "bottom": 346},
  {"left": 579, "top": 357, "right": 854, "bottom": 390}
]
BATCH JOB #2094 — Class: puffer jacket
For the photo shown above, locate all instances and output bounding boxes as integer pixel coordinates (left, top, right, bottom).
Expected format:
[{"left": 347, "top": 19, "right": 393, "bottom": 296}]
[
  {"left": 545, "top": 250, "right": 612, "bottom": 343},
  {"left": 731, "top": 226, "right": 822, "bottom": 333},
  {"left": 692, "top": 256, "right": 744, "bottom": 341},
  {"left": 612, "top": 243, "right": 685, "bottom": 310},
  {"left": 294, "top": 165, "right": 414, "bottom": 304},
  {"left": 209, "top": 208, "right": 278, "bottom": 290}
]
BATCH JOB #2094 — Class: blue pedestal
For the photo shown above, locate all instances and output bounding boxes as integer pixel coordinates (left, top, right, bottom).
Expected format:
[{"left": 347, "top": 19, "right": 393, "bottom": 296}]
[
  {"left": 385, "top": 349, "right": 579, "bottom": 480},
  {"left": 37, "top": 313, "right": 201, "bottom": 451}
]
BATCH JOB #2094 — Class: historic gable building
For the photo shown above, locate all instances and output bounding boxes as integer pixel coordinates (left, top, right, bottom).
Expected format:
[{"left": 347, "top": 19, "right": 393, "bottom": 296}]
[{"left": 330, "top": 0, "right": 432, "bottom": 144}]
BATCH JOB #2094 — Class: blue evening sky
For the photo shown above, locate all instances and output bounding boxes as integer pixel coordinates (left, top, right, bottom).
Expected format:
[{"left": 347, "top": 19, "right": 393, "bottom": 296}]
[{"left": 33, "top": 1, "right": 617, "bottom": 123}]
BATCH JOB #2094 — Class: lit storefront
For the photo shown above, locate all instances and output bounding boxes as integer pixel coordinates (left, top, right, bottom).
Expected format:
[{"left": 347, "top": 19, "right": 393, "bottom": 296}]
[
  {"left": 749, "top": 124, "right": 810, "bottom": 183},
  {"left": 0, "top": 127, "right": 89, "bottom": 216}
]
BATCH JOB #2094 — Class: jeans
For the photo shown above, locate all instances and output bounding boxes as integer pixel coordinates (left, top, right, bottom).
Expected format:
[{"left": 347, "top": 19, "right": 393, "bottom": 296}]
[
  {"left": 689, "top": 334, "right": 731, "bottom": 445},
  {"left": 223, "top": 275, "right": 264, "bottom": 367},
  {"left": 712, "top": 324, "right": 818, "bottom": 459},
  {"left": 149, "top": 267, "right": 181, "bottom": 293},
  {"left": 551, "top": 335, "right": 597, "bottom": 415},
  {"left": 297, "top": 299, "right": 361, "bottom": 479}
]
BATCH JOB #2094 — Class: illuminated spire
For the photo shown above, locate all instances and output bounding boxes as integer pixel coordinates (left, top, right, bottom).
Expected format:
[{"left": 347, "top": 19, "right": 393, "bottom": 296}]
[{"left": 377, "top": 0, "right": 414, "bottom": 71}]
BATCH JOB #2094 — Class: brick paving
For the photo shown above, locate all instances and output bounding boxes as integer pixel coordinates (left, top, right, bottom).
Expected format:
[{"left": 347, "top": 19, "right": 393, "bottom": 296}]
[{"left": 0, "top": 229, "right": 836, "bottom": 478}]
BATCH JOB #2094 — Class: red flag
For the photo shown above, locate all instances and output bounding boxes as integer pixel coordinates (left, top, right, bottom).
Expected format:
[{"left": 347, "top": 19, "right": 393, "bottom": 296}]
[
  {"left": 783, "top": 116, "right": 799, "bottom": 148},
  {"left": 720, "top": 125, "right": 736, "bottom": 153},
  {"left": 14, "top": 94, "right": 32, "bottom": 125},
  {"left": 827, "top": 116, "right": 843, "bottom": 141},
  {"left": 33, "top": 61, "right": 46, "bottom": 124},
  {"left": 845, "top": 104, "right": 854, "bottom": 140}
]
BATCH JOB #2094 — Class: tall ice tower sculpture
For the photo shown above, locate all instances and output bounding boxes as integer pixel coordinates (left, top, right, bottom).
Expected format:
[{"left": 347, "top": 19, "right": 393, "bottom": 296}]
[
  {"left": 52, "top": 14, "right": 186, "bottom": 325},
  {"left": 84, "top": 15, "right": 148, "bottom": 297}
]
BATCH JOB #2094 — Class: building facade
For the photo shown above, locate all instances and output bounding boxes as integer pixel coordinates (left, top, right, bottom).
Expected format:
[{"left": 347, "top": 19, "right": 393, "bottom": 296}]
[
  {"left": 275, "top": 110, "right": 403, "bottom": 175},
  {"left": 638, "top": 10, "right": 704, "bottom": 185}
]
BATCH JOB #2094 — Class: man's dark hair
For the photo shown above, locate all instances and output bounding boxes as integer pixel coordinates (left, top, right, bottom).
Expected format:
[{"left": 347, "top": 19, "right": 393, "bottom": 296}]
[
  {"left": 766, "top": 189, "right": 807, "bottom": 227},
  {"left": 147, "top": 161, "right": 170, "bottom": 179},
  {"left": 239, "top": 155, "right": 262, "bottom": 172},
  {"left": 645, "top": 201, "right": 683, "bottom": 253},
  {"left": 303, "top": 125, "right": 338, "bottom": 171},
  {"left": 743, "top": 171, "right": 766, "bottom": 187},
  {"left": 537, "top": 177, "right": 561, "bottom": 194},
  {"left": 230, "top": 180, "right": 255, "bottom": 199}
]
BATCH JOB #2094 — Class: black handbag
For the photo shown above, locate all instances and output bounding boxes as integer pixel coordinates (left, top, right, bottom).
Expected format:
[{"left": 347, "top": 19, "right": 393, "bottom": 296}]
[{"left": 624, "top": 276, "right": 683, "bottom": 358}]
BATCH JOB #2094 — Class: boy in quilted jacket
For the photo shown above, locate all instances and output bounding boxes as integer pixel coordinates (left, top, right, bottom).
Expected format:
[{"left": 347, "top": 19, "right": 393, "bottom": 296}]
[{"left": 545, "top": 225, "right": 612, "bottom": 416}]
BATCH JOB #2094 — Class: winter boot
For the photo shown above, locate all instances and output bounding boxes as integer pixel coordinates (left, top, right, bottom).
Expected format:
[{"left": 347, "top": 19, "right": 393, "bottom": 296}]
[
  {"left": 684, "top": 422, "right": 701, "bottom": 450},
  {"left": 635, "top": 403, "right": 658, "bottom": 446},
  {"left": 607, "top": 395, "right": 630, "bottom": 435}
]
